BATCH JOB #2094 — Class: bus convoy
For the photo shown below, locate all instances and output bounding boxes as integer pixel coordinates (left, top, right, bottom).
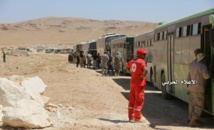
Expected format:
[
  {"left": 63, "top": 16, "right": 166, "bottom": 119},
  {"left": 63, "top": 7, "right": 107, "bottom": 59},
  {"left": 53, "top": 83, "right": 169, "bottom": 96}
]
[{"left": 73, "top": 8, "right": 214, "bottom": 115}]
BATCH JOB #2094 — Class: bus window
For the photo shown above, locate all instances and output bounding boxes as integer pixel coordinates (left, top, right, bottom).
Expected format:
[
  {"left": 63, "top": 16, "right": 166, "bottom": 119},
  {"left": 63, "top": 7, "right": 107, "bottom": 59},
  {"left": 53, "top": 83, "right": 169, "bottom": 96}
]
[
  {"left": 198, "top": 22, "right": 201, "bottom": 34},
  {"left": 160, "top": 32, "right": 163, "bottom": 40},
  {"left": 138, "top": 42, "right": 141, "bottom": 47},
  {"left": 155, "top": 33, "right": 160, "bottom": 41},
  {"left": 176, "top": 28, "right": 179, "bottom": 37},
  {"left": 192, "top": 23, "right": 198, "bottom": 35},
  {"left": 179, "top": 27, "right": 182, "bottom": 37},
  {"left": 164, "top": 31, "right": 167, "bottom": 40},
  {"left": 162, "top": 32, "right": 164, "bottom": 40},
  {"left": 157, "top": 33, "right": 160, "bottom": 41},
  {"left": 176, "top": 27, "right": 182, "bottom": 37},
  {"left": 187, "top": 25, "right": 192, "bottom": 36},
  {"left": 183, "top": 26, "right": 187, "bottom": 36}
]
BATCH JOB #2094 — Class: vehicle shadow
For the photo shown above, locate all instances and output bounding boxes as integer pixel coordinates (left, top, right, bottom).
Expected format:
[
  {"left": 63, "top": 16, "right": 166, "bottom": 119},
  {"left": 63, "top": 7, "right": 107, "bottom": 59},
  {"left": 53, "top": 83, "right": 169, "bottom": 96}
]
[
  {"left": 95, "top": 69, "right": 130, "bottom": 77},
  {"left": 98, "top": 118, "right": 129, "bottom": 123},
  {"left": 111, "top": 77, "right": 214, "bottom": 129}
]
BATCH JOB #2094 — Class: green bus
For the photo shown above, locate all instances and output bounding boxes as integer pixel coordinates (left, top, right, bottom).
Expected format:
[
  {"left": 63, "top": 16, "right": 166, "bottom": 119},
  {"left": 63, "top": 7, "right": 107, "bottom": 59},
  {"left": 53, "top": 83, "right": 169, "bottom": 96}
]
[
  {"left": 96, "top": 33, "right": 126, "bottom": 55},
  {"left": 110, "top": 36, "right": 135, "bottom": 73},
  {"left": 134, "top": 31, "right": 154, "bottom": 83},
  {"left": 150, "top": 8, "right": 214, "bottom": 114}
]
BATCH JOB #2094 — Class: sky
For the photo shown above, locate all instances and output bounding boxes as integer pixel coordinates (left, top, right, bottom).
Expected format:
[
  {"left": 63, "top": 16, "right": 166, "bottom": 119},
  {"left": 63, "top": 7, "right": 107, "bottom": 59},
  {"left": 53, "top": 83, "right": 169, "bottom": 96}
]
[{"left": 0, "top": 0, "right": 213, "bottom": 23}]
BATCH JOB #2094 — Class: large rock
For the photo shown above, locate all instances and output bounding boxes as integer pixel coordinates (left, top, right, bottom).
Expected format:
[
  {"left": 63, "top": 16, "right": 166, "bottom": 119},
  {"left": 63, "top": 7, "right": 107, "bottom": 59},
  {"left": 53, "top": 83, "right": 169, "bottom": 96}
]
[
  {"left": 21, "top": 76, "right": 47, "bottom": 95},
  {"left": 8, "top": 76, "right": 49, "bottom": 107},
  {"left": 0, "top": 78, "right": 30, "bottom": 107},
  {"left": 0, "top": 77, "right": 49, "bottom": 107},
  {"left": 3, "top": 99, "right": 51, "bottom": 128},
  {"left": 0, "top": 77, "right": 52, "bottom": 128}
]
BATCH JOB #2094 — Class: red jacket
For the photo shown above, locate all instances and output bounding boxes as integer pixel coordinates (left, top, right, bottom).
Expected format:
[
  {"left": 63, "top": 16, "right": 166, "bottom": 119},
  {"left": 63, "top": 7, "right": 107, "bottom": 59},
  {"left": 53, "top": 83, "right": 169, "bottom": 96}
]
[{"left": 126, "top": 57, "right": 146, "bottom": 86}]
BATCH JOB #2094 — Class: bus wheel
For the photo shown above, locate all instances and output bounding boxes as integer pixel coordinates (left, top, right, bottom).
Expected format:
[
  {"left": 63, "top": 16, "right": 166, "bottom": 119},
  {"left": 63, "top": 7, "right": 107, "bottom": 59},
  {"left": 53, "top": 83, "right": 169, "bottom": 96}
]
[{"left": 161, "top": 73, "right": 171, "bottom": 99}]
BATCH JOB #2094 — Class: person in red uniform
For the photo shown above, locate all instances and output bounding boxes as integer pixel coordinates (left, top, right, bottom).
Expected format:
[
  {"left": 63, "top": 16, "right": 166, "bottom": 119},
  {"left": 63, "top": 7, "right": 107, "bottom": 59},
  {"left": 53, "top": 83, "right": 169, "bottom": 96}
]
[{"left": 126, "top": 48, "right": 148, "bottom": 122}]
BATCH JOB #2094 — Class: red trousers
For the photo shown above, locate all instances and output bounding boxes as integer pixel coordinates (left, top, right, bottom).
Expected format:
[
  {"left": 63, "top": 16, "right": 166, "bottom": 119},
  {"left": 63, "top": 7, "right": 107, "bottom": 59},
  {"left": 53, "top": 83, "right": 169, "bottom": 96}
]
[{"left": 128, "top": 83, "right": 145, "bottom": 121}]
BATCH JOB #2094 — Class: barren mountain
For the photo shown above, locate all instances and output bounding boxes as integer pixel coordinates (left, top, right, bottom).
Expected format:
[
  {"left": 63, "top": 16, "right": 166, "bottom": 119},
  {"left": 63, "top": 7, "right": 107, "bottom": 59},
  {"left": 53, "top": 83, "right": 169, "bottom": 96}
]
[{"left": 0, "top": 17, "right": 157, "bottom": 47}]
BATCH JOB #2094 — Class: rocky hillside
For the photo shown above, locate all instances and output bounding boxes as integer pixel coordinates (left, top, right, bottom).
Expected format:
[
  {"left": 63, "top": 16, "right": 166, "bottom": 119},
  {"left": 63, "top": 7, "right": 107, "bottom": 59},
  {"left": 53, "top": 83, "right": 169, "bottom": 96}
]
[{"left": 0, "top": 17, "right": 158, "bottom": 47}]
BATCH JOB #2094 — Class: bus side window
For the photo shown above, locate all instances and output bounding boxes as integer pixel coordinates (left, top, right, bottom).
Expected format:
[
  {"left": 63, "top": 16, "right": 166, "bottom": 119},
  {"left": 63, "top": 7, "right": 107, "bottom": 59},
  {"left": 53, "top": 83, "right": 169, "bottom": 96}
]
[
  {"left": 183, "top": 26, "right": 187, "bottom": 37},
  {"left": 192, "top": 23, "right": 198, "bottom": 35},
  {"left": 187, "top": 25, "right": 192, "bottom": 36},
  {"left": 198, "top": 22, "right": 201, "bottom": 34}
]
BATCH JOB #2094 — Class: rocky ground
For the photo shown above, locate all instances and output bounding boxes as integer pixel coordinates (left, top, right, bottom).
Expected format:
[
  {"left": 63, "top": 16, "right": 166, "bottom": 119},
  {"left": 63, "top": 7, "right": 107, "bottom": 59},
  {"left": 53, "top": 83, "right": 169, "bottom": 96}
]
[{"left": 0, "top": 53, "right": 213, "bottom": 130}]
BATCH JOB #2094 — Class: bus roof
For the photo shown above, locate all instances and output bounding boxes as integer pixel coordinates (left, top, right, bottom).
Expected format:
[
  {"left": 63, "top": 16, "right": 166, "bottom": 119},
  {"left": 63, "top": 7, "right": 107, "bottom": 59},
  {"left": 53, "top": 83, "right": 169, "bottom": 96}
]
[
  {"left": 155, "top": 8, "right": 214, "bottom": 29},
  {"left": 127, "top": 36, "right": 135, "bottom": 38}
]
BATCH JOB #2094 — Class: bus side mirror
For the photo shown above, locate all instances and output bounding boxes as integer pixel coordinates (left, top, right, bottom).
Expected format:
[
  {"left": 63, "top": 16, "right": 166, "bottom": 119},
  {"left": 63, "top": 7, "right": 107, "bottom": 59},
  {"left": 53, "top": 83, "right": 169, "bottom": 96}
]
[{"left": 209, "top": 29, "right": 214, "bottom": 50}]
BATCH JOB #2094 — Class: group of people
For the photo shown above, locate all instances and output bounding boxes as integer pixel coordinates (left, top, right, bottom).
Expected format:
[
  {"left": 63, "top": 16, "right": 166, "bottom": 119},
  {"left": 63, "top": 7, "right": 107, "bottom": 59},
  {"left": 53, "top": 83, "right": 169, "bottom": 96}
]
[
  {"left": 73, "top": 51, "right": 101, "bottom": 69},
  {"left": 71, "top": 50, "right": 123, "bottom": 76},
  {"left": 69, "top": 48, "right": 211, "bottom": 127},
  {"left": 125, "top": 48, "right": 211, "bottom": 127},
  {"left": 100, "top": 51, "right": 123, "bottom": 76}
]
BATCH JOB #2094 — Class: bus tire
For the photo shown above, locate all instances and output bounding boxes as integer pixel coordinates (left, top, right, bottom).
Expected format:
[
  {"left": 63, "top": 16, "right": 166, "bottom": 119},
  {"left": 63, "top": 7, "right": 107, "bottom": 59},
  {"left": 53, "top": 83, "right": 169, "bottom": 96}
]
[{"left": 161, "top": 73, "right": 171, "bottom": 99}]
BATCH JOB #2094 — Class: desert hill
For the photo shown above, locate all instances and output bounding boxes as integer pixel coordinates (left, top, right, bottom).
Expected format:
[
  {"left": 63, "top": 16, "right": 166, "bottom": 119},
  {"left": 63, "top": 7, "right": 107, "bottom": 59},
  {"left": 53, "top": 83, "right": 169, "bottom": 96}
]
[{"left": 0, "top": 17, "right": 158, "bottom": 48}]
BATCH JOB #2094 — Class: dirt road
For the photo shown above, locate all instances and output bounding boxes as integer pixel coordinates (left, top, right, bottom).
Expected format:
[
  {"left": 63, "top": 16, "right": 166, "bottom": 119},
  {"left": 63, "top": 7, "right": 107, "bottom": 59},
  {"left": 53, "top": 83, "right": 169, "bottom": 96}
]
[{"left": 0, "top": 53, "right": 213, "bottom": 130}]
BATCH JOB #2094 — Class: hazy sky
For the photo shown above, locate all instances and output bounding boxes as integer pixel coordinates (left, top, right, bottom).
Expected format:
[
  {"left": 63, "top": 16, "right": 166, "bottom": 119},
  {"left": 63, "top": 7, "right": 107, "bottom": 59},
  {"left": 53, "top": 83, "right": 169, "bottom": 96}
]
[{"left": 0, "top": 0, "right": 213, "bottom": 23}]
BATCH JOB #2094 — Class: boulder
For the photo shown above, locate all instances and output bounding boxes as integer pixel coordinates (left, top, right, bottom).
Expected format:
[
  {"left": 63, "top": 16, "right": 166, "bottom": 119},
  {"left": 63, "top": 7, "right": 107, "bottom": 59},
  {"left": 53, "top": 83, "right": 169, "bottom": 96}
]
[
  {"left": 21, "top": 76, "right": 47, "bottom": 95},
  {"left": 0, "top": 77, "right": 51, "bottom": 128},
  {"left": 3, "top": 99, "right": 51, "bottom": 128},
  {"left": 0, "top": 78, "right": 30, "bottom": 107},
  {"left": 7, "top": 76, "right": 49, "bottom": 107}
]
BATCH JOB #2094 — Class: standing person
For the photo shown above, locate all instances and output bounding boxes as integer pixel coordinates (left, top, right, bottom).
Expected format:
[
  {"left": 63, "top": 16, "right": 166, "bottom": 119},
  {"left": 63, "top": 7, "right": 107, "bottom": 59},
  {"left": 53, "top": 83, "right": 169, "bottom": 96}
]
[
  {"left": 187, "top": 53, "right": 210, "bottom": 127},
  {"left": 87, "top": 52, "right": 92, "bottom": 69},
  {"left": 107, "top": 51, "right": 114, "bottom": 76},
  {"left": 114, "top": 52, "right": 123, "bottom": 76},
  {"left": 68, "top": 52, "right": 73, "bottom": 63},
  {"left": 187, "top": 48, "right": 204, "bottom": 85},
  {"left": 76, "top": 52, "right": 80, "bottom": 67},
  {"left": 96, "top": 53, "right": 101, "bottom": 69},
  {"left": 83, "top": 52, "right": 86, "bottom": 68},
  {"left": 126, "top": 48, "right": 148, "bottom": 123},
  {"left": 101, "top": 51, "right": 109, "bottom": 76},
  {"left": 80, "top": 51, "right": 84, "bottom": 68},
  {"left": 92, "top": 52, "right": 98, "bottom": 69},
  {"left": 3, "top": 51, "right": 6, "bottom": 63}
]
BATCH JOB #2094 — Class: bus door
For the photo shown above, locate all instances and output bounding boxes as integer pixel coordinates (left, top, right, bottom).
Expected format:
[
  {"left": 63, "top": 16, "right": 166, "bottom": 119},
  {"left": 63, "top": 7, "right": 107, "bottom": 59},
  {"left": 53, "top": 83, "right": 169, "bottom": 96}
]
[
  {"left": 202, "top": 24, "right": 214, "bottom": 113},
  {"left": 210, "top": 28, "right": 214, "bottom": 114},
  {"left": 167, "top": 33, "right": 175, "bottom": 94},
  {"left": 126, "top": 41, "right": 134, "bottom": 62}
]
